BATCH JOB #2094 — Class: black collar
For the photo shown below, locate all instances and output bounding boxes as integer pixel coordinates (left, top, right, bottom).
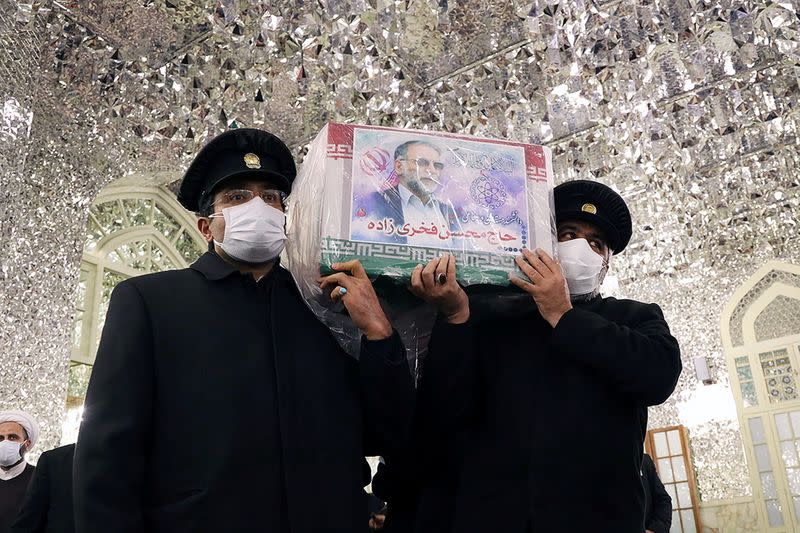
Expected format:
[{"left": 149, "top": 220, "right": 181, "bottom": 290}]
[
  {"left": 572, "top": 293, "right": 604, "bottom": 306},
  {"left": 190, "top": 252, "right": 289, "bottom": 285},
  {"left": 190, "top": 251, "right": 244, "bottom": 281}
]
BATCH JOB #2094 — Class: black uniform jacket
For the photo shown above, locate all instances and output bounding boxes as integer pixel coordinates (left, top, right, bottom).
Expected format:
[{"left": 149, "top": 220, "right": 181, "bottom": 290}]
[
  {"left": 73, "top": 252, "right": 413, "bottom": 533},
  {"left": 12, "top": 444, "right": 75, "bottom": 533},
  {"left": 370, "top": 398, "right": 461, "bottom": 533},
  {"left": 642, "top": 453, "right": 672, "bottom": 533},
  {"left": 417, "top": 295, "right": 682, "bottom": 533}
]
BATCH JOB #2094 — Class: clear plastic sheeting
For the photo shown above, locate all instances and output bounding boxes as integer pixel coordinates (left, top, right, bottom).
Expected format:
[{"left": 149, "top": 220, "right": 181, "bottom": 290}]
[{"left": 286, "top": 123, "right": 556, "bottom": 360}]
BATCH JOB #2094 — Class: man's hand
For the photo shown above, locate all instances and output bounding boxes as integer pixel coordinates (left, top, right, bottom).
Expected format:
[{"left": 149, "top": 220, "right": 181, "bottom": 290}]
[
  {"left": 409, "top": 254, "right": 469, "bottom": 324},
  {"left": 369, "top": 514, "right": 386, "bottom": 530},
  {"left": 509, "top": 248, "right": 572, "bottom": 328},
  {"left": 319, "top": 260, "right": 393, "bottom": 340}
]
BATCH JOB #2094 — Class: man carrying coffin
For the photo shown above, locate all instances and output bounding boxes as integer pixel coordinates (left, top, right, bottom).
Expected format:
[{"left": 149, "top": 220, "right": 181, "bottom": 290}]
[
  {"left": 410, "top": 180, "right": 682, "bottom": 532},
  {"left": 74, "top": 128, "right": 413, "bottom": 533}
]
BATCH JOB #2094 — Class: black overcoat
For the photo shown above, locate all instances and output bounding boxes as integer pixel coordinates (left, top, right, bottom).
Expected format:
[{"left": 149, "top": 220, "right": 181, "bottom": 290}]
[
  {"left": 417, "top": 295, "right": 682, "bottom": 533},
  {"left": 73, "top": 252, "right": 412, "bottom": 533},
  {"left": 642, "top": 453, "right": 672, "bottom": 533},
  {"left": 12, "top": 444, "right": 75, "bottom": 533}
]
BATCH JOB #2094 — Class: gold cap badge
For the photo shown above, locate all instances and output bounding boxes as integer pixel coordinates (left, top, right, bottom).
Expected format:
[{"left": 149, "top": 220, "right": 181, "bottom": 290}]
[
  {"left": 581, "top": 203, "right": 597, "bottom": 214},
  {"left": 243, "top": 153, "right": 261, "bottom": 169}
]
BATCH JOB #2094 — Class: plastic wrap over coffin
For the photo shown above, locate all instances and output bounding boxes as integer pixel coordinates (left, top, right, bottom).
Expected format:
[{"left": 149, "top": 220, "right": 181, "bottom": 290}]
[{"left": 285, "top": 123, "right": 556, "bottom": 360}]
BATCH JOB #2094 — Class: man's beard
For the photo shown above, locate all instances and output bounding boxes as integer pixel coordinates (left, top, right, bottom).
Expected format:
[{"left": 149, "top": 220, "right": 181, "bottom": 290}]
[{"left": 406, "top": 178, "right": 433, "bottom": 198}]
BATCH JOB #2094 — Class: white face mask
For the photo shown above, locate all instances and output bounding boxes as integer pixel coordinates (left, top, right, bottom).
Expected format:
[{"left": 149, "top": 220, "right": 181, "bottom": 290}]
[
  {"left": 557, "top": 238, "right": 607, "bottom": 296},
  {"left": 0, "top": 440, "right": 23, "bottom": 466},
  {"left": 212, "top": 198, "right": 287, "bottom": 264}
]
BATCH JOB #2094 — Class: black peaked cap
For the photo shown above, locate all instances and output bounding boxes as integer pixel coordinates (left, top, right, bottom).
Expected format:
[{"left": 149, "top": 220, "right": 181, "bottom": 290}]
[
  {"left": 554, "top": 179, "right": 633, "bottom": 254},
  {"left": 178, "top": 128, "right": 296, "bottom": 212}
]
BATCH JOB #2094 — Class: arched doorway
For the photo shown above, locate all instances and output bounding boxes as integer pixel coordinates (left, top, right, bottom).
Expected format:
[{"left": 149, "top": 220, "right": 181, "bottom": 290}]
[
  {"left": 723, "top": 261, "right": 800, "bottom": 532},
  {"left": 63, "top": 183, "right": 206, "bottom": 442}
]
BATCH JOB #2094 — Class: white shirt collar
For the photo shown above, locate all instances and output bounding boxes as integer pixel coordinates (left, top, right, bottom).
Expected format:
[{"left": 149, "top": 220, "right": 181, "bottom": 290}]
[{"left": 398, "top": 184, "right": 435, "bottom": 208}]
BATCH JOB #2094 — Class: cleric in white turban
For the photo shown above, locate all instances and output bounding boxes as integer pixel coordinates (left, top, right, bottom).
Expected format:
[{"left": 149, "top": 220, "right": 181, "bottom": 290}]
[{"left": 0, "top": 409, "right": 39, "bottom": 533}]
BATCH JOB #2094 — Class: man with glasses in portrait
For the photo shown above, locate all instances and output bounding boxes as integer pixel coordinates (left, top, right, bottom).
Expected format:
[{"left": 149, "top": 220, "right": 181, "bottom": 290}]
[
  {"left": 352, "top": 140, "right": 458, "bottom": 248},
  {"left": 73, "top": 128, "right": 413, "bottom": 533}
]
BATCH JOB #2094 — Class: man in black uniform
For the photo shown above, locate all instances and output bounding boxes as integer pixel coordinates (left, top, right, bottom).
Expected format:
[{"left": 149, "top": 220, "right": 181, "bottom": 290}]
[
  {"left": 73, "top": 129, "right": 413, "bottom": 533},
  {"left": 410, "top": 179, "right": 682, "bottom": 532},
  {"left": 12, "top": 443, "right": 75, "bottom": 533}
]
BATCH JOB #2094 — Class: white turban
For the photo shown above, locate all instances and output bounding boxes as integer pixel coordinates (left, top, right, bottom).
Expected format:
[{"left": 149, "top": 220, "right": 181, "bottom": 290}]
[{"left": 0, "top": 410, "right": 40, "bottom": 448}]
